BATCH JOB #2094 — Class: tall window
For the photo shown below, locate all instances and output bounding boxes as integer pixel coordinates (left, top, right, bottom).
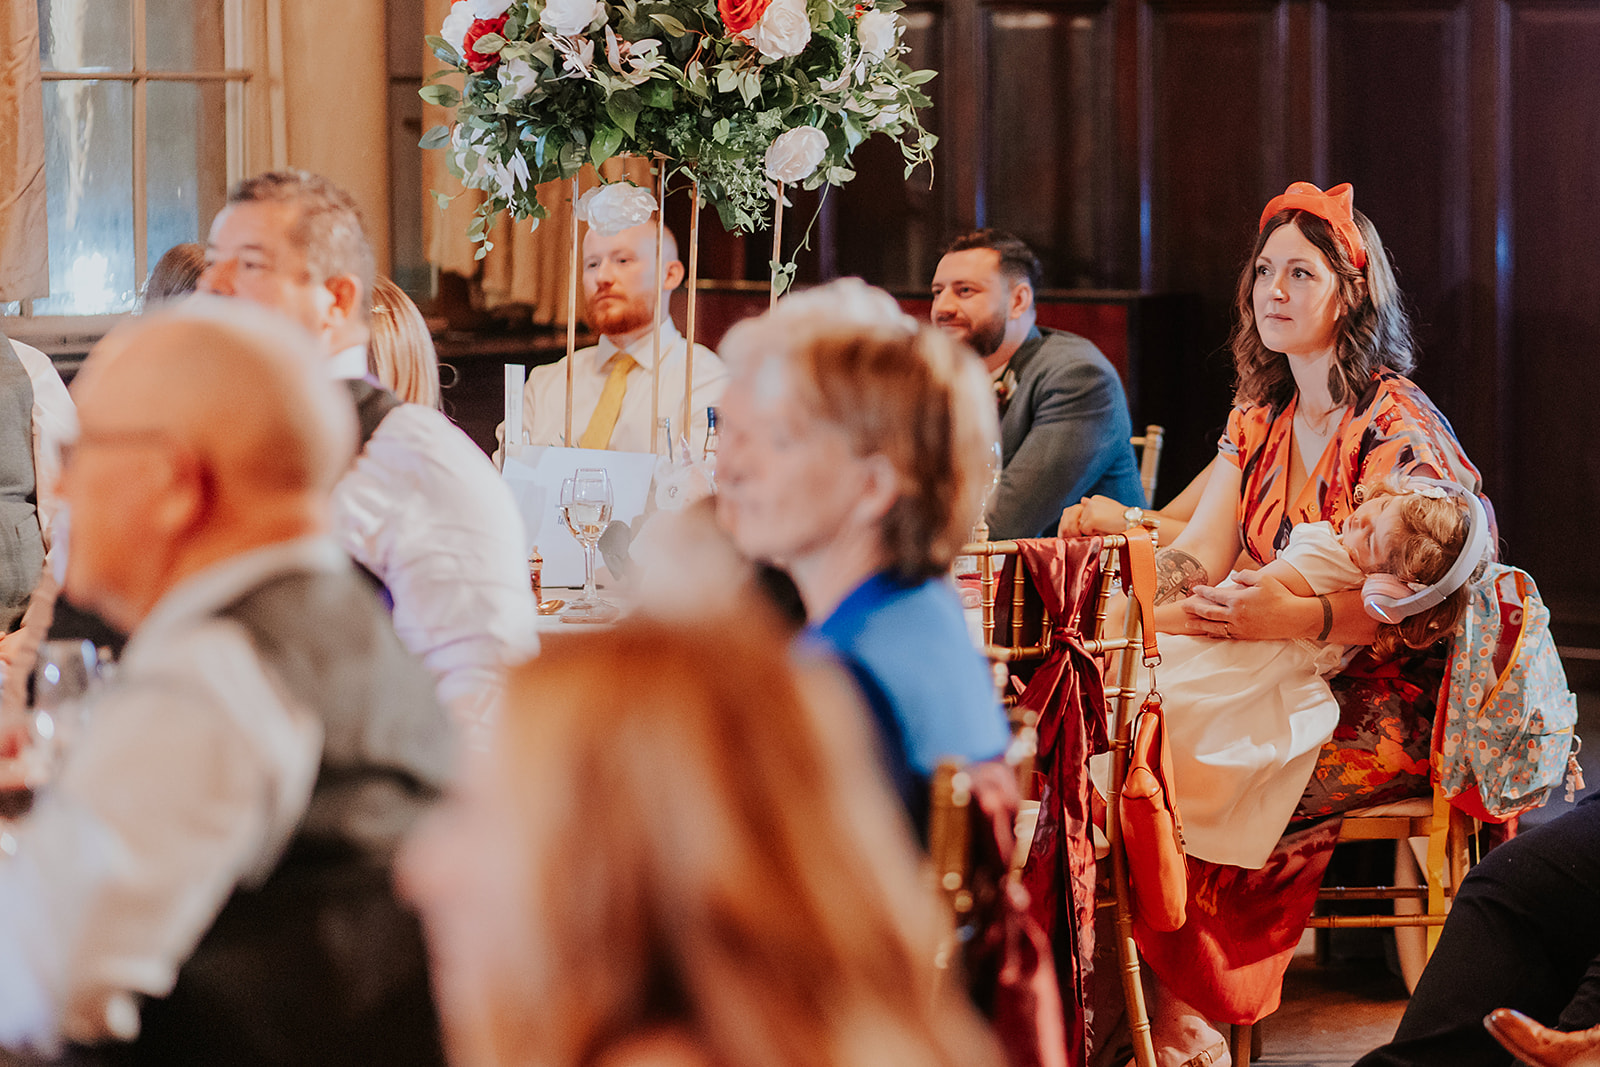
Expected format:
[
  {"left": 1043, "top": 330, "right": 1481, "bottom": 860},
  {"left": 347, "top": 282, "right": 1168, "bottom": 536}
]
[{"left": 1, "top": 0, "right": 274, "bottom": 322}]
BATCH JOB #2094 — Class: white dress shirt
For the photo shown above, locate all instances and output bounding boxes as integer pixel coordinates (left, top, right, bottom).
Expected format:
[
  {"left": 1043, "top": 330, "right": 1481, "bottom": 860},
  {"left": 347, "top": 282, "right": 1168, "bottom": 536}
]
[
  {"left": 516, "top": 320, "right": 727, "bottom": 455},
  {"left": 0, "top": 539, "right": 337, "bottom": 1051},
  {"left": 10, "top": 340, "right": 75, "bottom": 553},
  {"left": 328, "top": 347, "right": 537, "bottom": 729}
]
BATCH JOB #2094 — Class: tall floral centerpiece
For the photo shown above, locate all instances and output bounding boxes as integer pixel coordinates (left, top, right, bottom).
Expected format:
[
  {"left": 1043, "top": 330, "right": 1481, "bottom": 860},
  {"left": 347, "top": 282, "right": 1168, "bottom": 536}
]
[
  {"left": 424, "top": 0, "right": 936, "bottom": 443},
  {"left": 423, "top": 0, "right": 936, "bottom": 245}
]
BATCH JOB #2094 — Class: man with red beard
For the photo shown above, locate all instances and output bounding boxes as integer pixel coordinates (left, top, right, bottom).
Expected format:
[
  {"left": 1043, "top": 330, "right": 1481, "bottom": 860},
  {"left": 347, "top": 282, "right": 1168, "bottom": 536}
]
[
  {"left": 508, "top": 220, "right": 726, "bottom": 456},
  {"left": 931, "top": 229, "right": 1143, "bottom": 539}
]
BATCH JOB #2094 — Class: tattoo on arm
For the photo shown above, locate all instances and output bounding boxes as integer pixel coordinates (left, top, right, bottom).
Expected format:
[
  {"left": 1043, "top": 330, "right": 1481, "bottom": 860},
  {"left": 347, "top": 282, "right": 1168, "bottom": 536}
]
[{"left": 1154, "top": 549, "right": 1209, "bottom": 606}]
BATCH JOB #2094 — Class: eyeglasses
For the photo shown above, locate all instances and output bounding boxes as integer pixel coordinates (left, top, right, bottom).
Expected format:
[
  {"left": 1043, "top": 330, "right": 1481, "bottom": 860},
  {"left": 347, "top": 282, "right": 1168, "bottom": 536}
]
[{"left": 59, "top": 428, "right": 172, "bottom": 469}]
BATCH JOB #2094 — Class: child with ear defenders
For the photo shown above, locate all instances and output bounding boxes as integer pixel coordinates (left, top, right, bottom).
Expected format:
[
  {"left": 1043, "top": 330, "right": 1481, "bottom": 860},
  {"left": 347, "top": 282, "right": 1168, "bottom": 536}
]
[{"left": 1121, "top": 474, "right": 1487, "bottom": 870}]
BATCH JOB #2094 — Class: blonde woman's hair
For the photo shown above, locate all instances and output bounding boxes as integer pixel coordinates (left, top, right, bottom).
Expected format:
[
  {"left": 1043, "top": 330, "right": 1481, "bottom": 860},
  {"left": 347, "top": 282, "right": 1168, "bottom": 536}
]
[
  {"left": 718, "top": 279, "right": 1000, "bottom": 580},
  {"left": 1361, "top": 475, "right": 1486, "bottom": 659},
  {"left": 368, "top": 277, "right": 442, "bottom": 409},
  {"left": 482, "top": 617, "right": 1003, "bottom": 1067}
]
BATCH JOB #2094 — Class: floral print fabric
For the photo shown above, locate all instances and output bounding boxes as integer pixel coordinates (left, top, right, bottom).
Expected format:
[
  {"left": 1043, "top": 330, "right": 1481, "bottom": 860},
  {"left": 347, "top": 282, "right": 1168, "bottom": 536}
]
[{"left": 1136, "top": 371, "right": 1486, "bottom": 1026}]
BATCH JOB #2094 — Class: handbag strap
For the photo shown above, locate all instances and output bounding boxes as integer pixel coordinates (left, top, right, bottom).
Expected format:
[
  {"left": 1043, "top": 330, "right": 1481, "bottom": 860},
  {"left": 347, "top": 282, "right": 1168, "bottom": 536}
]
[{"left": 1118, "top": 528, "right": 1161, "bottom": 666}]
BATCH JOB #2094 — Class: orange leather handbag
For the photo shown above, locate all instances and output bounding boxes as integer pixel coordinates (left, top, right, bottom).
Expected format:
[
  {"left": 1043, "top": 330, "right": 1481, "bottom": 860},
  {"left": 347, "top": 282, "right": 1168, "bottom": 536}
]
[{"left": 1116, "top": 530, "right": 1188, "bottom": 933}]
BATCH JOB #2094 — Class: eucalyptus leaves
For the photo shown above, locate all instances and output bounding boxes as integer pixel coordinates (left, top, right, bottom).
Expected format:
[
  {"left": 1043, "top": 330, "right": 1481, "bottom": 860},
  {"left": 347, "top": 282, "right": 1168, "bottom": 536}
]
[{"left": 421, "top": 0, "right": 938, "bottom": 252}]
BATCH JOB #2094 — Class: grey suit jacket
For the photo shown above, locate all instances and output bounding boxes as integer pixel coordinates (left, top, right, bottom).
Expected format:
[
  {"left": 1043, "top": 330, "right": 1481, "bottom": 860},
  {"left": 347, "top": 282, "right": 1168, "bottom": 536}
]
[{"left": 986, "top": 325, "right": 1145, "bottom": 539}]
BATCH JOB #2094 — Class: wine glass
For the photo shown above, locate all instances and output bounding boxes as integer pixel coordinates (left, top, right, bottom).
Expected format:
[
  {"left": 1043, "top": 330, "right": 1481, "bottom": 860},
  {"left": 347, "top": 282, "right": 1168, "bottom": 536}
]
[
  {"left": 0, "top": 640, "right": 99, "bottom": 827},
  {"left": 34, "top": 639, "right": 98, "bottom": 749},
  {"left": 560, "top": 468, "right": 615, "bottom": 621},
  {"left": 970, "top": 440, "right": 1005, "bottom": 544}
]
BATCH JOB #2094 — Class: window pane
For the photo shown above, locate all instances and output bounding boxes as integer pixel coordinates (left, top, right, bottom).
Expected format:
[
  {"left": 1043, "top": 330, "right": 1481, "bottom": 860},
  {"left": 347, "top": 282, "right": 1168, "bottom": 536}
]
[
  {"left": 147, "top": 81, "right": 228, "bottom": 273},
  {"left": 147, "top": 0, "right": 226, "bottom": 71},
  {"left": 34, "top": 81, "right": 136, "bottom": 316},
  {"left": 38, "top": 0, "right": 132, "bottom": 72}
]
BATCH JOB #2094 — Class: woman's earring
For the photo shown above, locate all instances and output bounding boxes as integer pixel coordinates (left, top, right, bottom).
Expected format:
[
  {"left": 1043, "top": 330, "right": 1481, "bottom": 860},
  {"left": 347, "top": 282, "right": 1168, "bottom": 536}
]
[{"left": 1353, "top": 483, "right": 1366, "bottom": 504}]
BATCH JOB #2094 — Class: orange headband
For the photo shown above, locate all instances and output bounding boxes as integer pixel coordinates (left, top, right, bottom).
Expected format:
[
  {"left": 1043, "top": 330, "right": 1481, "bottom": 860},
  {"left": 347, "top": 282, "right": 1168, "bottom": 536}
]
[{"left": 1258, "top": 181, "right": 1368, "bottom": 271}]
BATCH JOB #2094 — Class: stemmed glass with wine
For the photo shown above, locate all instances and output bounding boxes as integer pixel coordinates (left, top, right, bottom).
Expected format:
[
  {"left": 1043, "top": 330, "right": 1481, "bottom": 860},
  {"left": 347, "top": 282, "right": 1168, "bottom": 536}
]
[
  {"left": 560, "top": 468, "right": 615, "bottom": 622},
  {"left": 0, "top": 639, "right": 101, "bottom": 827}
]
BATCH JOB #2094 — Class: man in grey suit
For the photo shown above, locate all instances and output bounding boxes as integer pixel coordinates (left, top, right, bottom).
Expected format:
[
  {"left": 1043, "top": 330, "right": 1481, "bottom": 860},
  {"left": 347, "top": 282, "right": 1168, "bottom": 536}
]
[{"left": 931, "top": 230, "right": 1144, "bottom": 539}]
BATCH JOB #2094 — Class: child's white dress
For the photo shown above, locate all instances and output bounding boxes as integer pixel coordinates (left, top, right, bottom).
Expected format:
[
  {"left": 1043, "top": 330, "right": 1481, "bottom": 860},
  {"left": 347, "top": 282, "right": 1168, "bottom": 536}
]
[{"left": 1138, "top": 521, "right": 1363, "bottom": 869}]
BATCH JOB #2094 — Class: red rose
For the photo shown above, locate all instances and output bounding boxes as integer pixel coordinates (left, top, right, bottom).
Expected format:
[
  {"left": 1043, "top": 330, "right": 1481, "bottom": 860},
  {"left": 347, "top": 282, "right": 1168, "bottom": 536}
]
[
  {"left": 463, "top": 15, "right": 509, "bottom": 72},
  {"left": 718, "top": 0, "right": 772, "bottom": 34}
]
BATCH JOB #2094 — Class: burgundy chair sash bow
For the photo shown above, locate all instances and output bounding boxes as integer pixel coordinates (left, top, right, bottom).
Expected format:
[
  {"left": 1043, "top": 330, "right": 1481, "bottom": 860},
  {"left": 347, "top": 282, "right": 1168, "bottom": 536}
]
[{"left": 993, "top": 537, "right": 1109, "bottom": 1066}]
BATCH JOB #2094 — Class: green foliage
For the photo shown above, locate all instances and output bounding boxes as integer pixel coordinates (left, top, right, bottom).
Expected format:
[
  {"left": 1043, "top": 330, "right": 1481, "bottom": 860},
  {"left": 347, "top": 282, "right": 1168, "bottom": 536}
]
[{"left": 423, "top": 0, "right": 937, "bottom": 249}]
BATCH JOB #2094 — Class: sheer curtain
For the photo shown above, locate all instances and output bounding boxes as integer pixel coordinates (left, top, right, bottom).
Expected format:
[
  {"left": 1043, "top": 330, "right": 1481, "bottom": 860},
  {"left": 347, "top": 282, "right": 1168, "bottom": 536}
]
[
  {"left": 0, "top": 0, "right": 47, "bottom": 301},
  {"left": 420, "top": 0, "right": 651, "bottom": 325}
]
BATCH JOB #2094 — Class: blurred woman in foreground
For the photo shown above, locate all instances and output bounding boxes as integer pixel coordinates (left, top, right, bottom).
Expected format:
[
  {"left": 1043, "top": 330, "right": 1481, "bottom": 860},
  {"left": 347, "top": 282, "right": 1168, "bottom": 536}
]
[
  {"left": 714, "top": 279, "right": 1011, "bottom": 805},
  {"left": 399, "top": 618, "right": 1001, "bottom": 1067}
]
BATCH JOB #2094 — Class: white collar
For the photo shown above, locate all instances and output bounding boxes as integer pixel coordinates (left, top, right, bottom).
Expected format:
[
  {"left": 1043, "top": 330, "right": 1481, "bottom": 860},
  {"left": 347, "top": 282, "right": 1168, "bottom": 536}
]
[
  {"left": 126, "top": 537, "right": 350, "bottom": 660},
  {"left": 328, "top": 345, "right": 370, "bottom": 381},
  {"left": 594, "top": 318, "right": 683, "bottom": 373}
]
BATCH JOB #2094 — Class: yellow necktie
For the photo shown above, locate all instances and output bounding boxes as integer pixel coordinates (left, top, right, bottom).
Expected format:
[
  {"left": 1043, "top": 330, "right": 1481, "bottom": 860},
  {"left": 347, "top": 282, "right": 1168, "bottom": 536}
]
[{"left": 578, "top": 352, "right": 637, "bottom": 450}]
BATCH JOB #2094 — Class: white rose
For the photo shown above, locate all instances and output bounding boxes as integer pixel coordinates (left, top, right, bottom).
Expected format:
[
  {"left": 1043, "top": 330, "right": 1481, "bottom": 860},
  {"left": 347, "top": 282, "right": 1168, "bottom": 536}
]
[
  {"left": 468, "top": 0, "right": 515, "bottom": 16},
  {"left": 747, "top": 0, "right": 811, "bottom": 60},
  {"left": 541, "top": 0, "right": 602, "bottom": 38},
  {"left": 441, "top": 1, "right": 476, "bottom": 56},
  {"left": 764, "top": 126, "right": 828, "bottom": 183},
  {"left": 498, "top": 55, "right": 540, "bottom": 99},
  {"left": 577, "top": 182, "right": 659, "bottom": 236},
  {"left": 855, "top": 9, "right": 898, "bottom": 60}
]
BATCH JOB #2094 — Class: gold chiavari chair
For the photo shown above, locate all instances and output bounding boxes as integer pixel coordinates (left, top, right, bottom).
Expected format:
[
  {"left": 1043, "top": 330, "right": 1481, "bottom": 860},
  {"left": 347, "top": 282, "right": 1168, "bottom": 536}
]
[
  {"left": 948, "top": 531, "right": 1160, "bottom": 1067},
  {"left": 928, "top": 760, "right": 976, "bottom": 980},
  {"left": 1131, "top": 424, "right": 1165, "bottom": 506},
  {"left": 1229, "top": 748, "right": 1478, "bottom": 1063}
]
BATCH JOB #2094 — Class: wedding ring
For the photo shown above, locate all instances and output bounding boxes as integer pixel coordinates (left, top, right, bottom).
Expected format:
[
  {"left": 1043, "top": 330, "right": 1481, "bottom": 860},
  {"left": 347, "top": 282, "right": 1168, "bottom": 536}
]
[{"left": 1222, "top": 624, "right": 1233, "bottom": 640}]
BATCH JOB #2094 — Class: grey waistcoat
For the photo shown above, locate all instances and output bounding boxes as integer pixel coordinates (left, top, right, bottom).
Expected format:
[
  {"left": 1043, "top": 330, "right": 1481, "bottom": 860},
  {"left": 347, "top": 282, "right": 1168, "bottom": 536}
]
[
  {"left": 123, "top": 561, "right": 454, "bottom": 1067},
  {"left": 0, "top": 335, "right": 42, "bottom": 631}
]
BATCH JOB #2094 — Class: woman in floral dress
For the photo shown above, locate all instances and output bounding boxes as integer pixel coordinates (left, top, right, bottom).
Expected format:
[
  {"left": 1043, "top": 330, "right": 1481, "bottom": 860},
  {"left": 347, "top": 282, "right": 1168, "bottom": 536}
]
[{"left": 1130, "top": 182, "right": 1487, "bottom": 1067}]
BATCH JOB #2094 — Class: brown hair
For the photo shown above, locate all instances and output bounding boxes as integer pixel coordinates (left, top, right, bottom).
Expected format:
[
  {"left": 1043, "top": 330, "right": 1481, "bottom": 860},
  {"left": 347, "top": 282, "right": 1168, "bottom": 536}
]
[
  {"left": 142, "top": 242, "right": 205, "bottom": 307},
  {"left": 944, "top": 228, "right": 1042, "bottom": 292},
  {"left": 719, "top": 280, "right": 1000, "bottom": 581},
  {"left": 227, "top": 170, "right": 375, "bottom": 323},
  {"left": 369, "top": 277, "right": 442, "bottom": 408},
  {"left": 1230, "top": 209, "right": 1416, "bottom": 410},
  {"left": 480, "top": 618, "right": 1002, "bottom": 1067},
  {"left": 1361, "top": 477, "right": 1484, "bottom": 659}
]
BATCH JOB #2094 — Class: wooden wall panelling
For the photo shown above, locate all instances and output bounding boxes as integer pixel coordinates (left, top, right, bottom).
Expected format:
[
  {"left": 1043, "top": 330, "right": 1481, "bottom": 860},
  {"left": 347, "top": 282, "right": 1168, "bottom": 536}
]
[
  {"left": 1142, "top": 0, "right": 1286, "bottom": 491},
  {"left": 1463, "top": 0, "right": 1512, "bottom": 506},
  {"left": 1508, "top": 2, "right": 1600, "bottom": 636},
  {"left": 831, "top": 2, "right": 949, "bottom": 288},
  {"left": 981, "top": 1, "right": 1112, "bottom": 288},
  {"left": 1326, "top": 2, "right": 1473, "bottom": 441},
  {"left": 948, "top": 0, "right": 987, "bottom": 232},
  {"left": 1280, "top": 0, "right": 1326, "bottom": 180},
  {"left": 1108, "top": 0, "right": 1151, "bottom": 290}
]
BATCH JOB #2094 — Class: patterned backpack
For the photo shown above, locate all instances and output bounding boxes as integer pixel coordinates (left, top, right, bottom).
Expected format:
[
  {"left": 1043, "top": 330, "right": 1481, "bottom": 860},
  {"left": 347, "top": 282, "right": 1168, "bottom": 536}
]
[{"left": 1433, "top": 562, "right": 1581, "bottom": 822}]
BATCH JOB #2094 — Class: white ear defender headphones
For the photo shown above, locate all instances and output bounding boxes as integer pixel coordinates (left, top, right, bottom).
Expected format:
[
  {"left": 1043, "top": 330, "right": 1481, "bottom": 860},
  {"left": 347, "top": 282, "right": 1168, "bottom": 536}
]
[{"left": 1360, "top": 477, "right": 1490, "bottom": 624}]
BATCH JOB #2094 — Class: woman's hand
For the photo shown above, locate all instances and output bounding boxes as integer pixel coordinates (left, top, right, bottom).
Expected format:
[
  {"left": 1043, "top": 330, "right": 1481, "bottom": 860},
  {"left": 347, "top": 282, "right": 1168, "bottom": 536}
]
[
  {"left": 1153, "top": 600, "right": 1209, "bottom": 635},
  {"left": 1181, "top": 569, "right": 1319, "bottom": 641},
  {"left": 1058, "top": 495, "right": 1132, "bottom": 537}
]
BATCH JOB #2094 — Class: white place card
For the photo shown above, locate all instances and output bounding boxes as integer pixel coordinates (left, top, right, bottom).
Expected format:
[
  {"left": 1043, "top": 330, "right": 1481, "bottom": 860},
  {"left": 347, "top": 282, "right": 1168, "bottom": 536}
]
[{"left": 500, "top": 445, "right": 656, "bottom": 586}]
